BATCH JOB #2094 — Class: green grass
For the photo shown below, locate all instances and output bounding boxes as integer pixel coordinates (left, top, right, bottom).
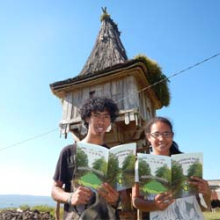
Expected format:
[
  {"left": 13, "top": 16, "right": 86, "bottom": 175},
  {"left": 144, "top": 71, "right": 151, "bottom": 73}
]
[
  {"left": 143, "top": 179, "right": 168, "bottom": 194},
  {"left": 32, "top": 205, "right": 62, "bottom": 218},
  {"left": 79, "top": 172, "right": 103, "bottom": 189},
  {"left": 203, "top": 209, "right": 220, "bottom": 220}
]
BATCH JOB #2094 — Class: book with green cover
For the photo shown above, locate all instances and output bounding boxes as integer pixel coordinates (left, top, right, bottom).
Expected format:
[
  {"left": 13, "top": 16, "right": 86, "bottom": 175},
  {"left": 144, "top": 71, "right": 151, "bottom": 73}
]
[
  {"left": 75, "top": 142, "right": 136, "bottom": 191},
  {"left": 137, "top": 152, "right": 203, "bottom": 199}
]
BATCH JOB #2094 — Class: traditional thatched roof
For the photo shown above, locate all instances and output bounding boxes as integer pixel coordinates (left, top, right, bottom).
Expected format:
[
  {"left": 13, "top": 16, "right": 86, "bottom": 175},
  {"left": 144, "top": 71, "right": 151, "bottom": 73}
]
[
  {"left": 50, "top": 59, "right": 145, "bottom": 96},
  {"left": 50, "top": 56, "right": 170, "bottom": 107},
  {"left": 80, "top": 7, "right": 127, "bottom": 76},
  {"left": 50, "top": 8, "right": 170, "bottom": 107}
]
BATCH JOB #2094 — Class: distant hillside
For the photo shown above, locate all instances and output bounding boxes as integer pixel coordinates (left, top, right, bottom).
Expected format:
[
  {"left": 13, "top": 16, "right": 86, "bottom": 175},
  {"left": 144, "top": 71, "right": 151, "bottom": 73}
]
[{"left": 0, "top": 194, "right": 56, "bottom": 209}]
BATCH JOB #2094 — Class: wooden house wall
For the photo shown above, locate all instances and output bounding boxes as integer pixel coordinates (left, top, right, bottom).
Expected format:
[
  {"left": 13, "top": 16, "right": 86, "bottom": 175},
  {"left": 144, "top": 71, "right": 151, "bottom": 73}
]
[
  {"left": 61, "top": 76, "right": 138, "bottom": 119},
  {"left": 138, "top": 89, "right": 155, "bottom": 121},
  {"left": 59, "top": 75, "right": 155, "bottom": 136}
]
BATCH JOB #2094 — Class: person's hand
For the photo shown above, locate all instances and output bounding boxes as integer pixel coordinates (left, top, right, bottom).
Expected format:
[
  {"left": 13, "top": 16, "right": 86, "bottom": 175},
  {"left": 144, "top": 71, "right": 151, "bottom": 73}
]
[
  {"left": 189, "top": 176, "right": 211, "bottom": 198},
  {"left": 97, "top": 183, "right": 120, "bottom": 207},
  {"left": 70, "top": 186, "right": 93, "bottom": 206},
  {"left": 154, "top": 192, "right": 174, "bottom": 211}
]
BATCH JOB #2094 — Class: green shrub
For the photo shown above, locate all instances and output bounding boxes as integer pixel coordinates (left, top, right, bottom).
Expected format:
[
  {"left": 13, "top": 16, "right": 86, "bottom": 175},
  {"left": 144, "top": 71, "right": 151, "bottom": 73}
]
[
  {"left": 134, "top": 54, "right": 170, "bottom": 107},
  {"left": 31, "top": 205, "right": 54, "bottom": 213},
  {"left": 203, "top": 210, "right": 220, "bottom": 220},
  {"left": 19, "top": 204, "right": 30, "bottom": 210}
]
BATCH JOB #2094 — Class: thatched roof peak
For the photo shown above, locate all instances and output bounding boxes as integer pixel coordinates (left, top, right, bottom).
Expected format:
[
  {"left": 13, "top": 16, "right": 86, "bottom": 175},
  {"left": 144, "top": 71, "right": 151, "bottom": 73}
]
[
  {"left": 100, "top": 7, "right": 111, "bottom": 21},
  {"left": 79, "top": 8, "right": 128, "bottom": 76},
  {"left": 100, "top": 7, "right": 120, "bottom": 36}
]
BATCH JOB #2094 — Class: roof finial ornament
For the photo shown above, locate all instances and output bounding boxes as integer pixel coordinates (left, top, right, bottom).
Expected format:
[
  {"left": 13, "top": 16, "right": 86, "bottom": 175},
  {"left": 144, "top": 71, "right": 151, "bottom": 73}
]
[
  {"left": 101, "top": 7, "right": 107, "bottom": 14},
  {"left": 100, "top": 7, "right": 110, "bottom": 22}
]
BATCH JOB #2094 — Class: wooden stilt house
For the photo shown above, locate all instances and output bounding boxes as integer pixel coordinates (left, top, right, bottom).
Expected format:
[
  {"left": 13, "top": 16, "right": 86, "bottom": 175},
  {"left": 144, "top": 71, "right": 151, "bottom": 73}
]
[
  {"left": 50, "top": 8, "right": 170, "bottom": 150},
  {"left": 50, "top": 8, "right": 170, "bottom": 219}
]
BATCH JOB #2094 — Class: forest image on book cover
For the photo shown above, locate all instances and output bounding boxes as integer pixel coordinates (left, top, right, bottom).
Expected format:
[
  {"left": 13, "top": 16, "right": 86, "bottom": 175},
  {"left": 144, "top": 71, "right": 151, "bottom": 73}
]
[
  {"left": 75, "top": 142, "right": 136, "bottom": 191},
  {"left": 138, "top": 153, "right": 203, "bottom": 199}
]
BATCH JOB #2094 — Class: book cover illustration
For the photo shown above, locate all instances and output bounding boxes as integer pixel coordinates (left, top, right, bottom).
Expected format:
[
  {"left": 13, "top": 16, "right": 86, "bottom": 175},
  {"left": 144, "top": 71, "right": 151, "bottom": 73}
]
[
  {"left": 137, "top": 152, "right": 203, "bottom": 199},
  {"left": 171, "top": 153, "right": 203, "bottom": 198},
  {"left": 75, "top": 142, "right": 136, "bottom": 191},
  {"left": 138, "top": 153, "right": 171, "bottom": 199}
]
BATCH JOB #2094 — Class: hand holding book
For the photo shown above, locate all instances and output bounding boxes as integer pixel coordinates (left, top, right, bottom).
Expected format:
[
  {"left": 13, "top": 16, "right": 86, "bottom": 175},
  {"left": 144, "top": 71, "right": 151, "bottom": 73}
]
[
  {"left": 75, "top": 142, "right": 137, "bottom": 191},
  {"left": 137, "top": 152, "right": 203, "bottom": 199}
]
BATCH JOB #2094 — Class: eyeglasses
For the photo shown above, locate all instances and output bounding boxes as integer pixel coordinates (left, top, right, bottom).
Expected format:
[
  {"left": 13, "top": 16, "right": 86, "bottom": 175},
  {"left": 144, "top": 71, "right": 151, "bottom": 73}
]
[{"left": 149, "top": 132, "right": 173, "bottom": 139}]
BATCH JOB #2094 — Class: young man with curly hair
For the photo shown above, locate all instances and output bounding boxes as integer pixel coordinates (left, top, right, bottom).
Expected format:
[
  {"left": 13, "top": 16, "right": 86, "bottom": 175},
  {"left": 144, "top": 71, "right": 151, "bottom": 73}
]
[{"left": 51, "top": 96, "right": 120, "bottom": 220}]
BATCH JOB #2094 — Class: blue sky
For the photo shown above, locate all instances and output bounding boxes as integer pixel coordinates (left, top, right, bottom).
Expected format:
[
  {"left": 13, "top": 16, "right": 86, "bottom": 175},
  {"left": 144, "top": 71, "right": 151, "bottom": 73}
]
[{"left": 0, "top": 1, "right": 220, "bottom": 196}]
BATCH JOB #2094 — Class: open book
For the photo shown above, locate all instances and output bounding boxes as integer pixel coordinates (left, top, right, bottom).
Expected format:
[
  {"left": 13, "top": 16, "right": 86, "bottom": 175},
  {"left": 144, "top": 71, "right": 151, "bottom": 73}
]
[
  {"left": 137, "top": 152, "right": 203, "bottom": 199},
  {"left": 75, "top": 142, "right": 136, "bottom": 191}
]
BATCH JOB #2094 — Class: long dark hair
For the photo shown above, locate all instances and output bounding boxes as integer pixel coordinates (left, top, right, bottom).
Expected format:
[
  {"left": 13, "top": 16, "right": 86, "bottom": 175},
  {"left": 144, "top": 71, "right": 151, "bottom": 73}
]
[{"left": 145, "top": 116, "right": 182, "bottom": 155}]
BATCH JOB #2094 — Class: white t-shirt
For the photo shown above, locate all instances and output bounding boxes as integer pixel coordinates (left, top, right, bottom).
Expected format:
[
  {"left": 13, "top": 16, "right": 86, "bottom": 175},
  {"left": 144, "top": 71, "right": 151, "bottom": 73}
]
[{"left": 150, "top": 196, "right": 204, "bottom": 220}]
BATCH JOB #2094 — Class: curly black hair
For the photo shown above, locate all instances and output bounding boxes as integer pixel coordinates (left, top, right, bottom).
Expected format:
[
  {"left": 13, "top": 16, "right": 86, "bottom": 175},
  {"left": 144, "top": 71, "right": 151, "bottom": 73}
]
[{"left": 80, "top": 96, "right": 119, "bottom": 128}]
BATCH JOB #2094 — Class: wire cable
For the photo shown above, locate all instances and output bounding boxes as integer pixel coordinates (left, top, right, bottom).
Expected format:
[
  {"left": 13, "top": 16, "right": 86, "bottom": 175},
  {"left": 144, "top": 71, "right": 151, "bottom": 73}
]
[
  {"left": 0, "top": 128, "right": 58, "bottom": 152},
  {"left": 117, "top": 52, "right": 220, "bottom": 103},
  {"left": 1, "top": 52, "right": 220, "bottom": 152}
]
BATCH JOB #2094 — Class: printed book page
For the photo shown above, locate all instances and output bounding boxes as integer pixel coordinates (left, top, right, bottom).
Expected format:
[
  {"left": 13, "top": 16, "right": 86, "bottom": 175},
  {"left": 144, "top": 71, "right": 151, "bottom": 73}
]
[
  {"left": 75, "top": 142, "right": 136, "bottom": 191},
  {"left": 171, "top": 152, "right": 203, "bottom": 198},
  {"left": 137, "top": 152, "right": 203, "bottom": 199},
  {"left": 137, "top": 153, "right": 171, "bottom": 199}
]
